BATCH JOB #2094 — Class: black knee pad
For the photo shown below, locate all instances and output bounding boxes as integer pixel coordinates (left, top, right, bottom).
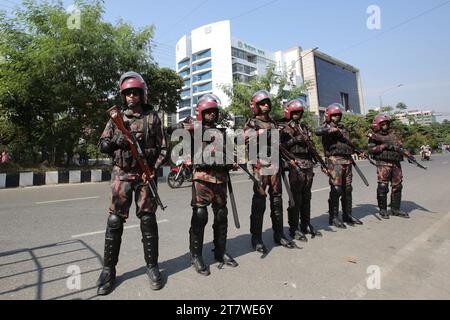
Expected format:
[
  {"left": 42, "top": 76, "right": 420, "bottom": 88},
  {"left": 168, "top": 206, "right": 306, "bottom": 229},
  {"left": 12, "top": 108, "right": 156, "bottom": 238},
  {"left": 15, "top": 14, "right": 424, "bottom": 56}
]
[
  {"left": 140, "top": 213, "right": 158, "bottom": 234},
  {"left": 392, "top": 183, "right": 403, "bottom": 194},
  {"left": 272, "top": 196, "right": 283, "bottom": 211},
  {"left": 107, "top": 214, "right": 124, "bottom": 230},
  {"left": 252, "top": 195, "right": 266, "bottom": 211},
  {"left": 192, "top": 207, "right": 208, "bottom": 227},
  {"left": 377, "top": 183, "right": 389, "bottom": 194},
  {"left": 214, "top": 207, "right": 228, "bottom": 224},
  {"left": 331, "top": 185, "right": 343, "bottom": 197}
]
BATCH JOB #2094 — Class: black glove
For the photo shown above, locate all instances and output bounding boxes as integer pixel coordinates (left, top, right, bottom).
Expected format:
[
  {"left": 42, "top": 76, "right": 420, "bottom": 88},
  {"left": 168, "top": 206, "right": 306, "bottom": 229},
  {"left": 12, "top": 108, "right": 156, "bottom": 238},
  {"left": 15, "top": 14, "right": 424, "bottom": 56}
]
[{"left": 112, "top": 132, "right": 130, "bottom": 150}]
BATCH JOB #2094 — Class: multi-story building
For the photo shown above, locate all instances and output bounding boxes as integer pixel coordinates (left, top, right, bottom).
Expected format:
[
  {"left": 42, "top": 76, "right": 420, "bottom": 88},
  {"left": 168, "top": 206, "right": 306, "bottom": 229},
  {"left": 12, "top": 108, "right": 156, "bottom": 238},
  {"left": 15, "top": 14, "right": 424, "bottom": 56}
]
[
  {"left": 175, "top": 20, "right": 364, "bottom": 122},
  {"left": 395, "top": 110, "right": 437, "bottom": 125}
]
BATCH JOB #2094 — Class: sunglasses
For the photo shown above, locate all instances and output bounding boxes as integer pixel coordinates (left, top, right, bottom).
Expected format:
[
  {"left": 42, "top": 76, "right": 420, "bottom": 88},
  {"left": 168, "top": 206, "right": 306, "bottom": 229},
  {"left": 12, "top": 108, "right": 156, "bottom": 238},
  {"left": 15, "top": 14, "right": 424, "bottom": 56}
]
[
  {"left": 124, "top": 89, "right": 141, "bottom": 97},
  {"left": 257, "top": 99, "right": 271, "bottom": 107}
]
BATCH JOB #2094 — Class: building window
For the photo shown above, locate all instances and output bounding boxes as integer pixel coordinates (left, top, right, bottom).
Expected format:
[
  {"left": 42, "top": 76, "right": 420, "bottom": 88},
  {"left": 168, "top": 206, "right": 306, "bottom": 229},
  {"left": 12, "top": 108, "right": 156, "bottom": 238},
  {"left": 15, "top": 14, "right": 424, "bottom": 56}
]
[
  {"left": 179, "top": 109, "right": 192, "bottom": 119},
  {"left": 193, "top": 71, "right": 212, "bottom": 83},
  {"left": 193, "top": 49, "right": 211, "bottom": 62},
  {"left": 193, "top": 82, "right": 212, "bottom": 93},
  {"left": 192, "top": 60, "right": 212, "bottom": 72},
  {"left": 231, "top": 47, "right": 257, "bottom": 64},
  {"left": 340, "top": 92, "right": 349, "bottom": 111},
  {"left": 178, "top": 59, "right": 190, "bottom": 70},
  {"left": 181, "top": 89, "right": 190, "bottom": 98},
  {"left": 182, "top": 79, "right": 190, "bottom": 88},
  {"left": 179, "top": 99, "right": 191, "bottom": 109},
  {"left": 179, "top": 69, "right": 190, "bottom": 78},
  {"left": 232, "top": 63, "right": 256, "bottom": 75}
]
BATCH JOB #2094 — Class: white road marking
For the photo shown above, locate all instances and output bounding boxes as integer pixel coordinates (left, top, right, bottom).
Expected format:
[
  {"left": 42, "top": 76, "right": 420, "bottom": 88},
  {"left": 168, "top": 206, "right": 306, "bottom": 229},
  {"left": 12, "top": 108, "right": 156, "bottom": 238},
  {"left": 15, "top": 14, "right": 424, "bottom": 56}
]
[
  {"left": 36, "top": 196, "right": 100, "bottom": 205},
  {"left": 71, "top": 219, "right": 169, "bottom": 239},
  {"left": 350, "top": 211, "right": 450, "bottom": 299}
]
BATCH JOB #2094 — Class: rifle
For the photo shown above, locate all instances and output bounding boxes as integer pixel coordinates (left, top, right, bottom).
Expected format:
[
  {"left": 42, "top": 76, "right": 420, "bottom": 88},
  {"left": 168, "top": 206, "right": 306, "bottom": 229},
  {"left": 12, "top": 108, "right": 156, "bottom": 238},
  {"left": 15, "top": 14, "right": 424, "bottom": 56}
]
[
  {"left": 107, "top": 106, "right": 167, "bottom": 211},
  {"left": 367, "top": 133, "right": 427, "bottom": 170},
  {"left": 335, "top": 127, "right": 377, "bottom": 166},
  {"left": 288, "top": 122, "right": 333, "bottom": 180}
]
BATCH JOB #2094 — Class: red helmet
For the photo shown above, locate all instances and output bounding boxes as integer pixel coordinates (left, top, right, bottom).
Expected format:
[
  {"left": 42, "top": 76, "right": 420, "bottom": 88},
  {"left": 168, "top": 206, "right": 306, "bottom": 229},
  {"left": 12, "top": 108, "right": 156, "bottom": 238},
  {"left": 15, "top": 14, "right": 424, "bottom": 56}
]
[
  {"left": 196, "top": 94, "right": 221, "bottom": 121},
  {"left": 119, "top": 71, "right": 148, "bottom": 104},
  {"left": 372, "top": 114, "right": 391, "bottom": 132},
  {"left": 284, "top": 98, "right": 306, "bottom": 120},
  {"left": 325, "top": 103, "right": 343, "bottom": 123},
  {"left": 250, "top": 90, "right": 271, "bottom": 115}
]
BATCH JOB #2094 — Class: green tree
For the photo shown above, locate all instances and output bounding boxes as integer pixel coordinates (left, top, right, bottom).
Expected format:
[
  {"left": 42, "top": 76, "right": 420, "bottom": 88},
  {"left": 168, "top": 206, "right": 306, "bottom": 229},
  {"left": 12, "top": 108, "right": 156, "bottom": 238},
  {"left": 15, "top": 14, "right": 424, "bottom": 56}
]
[
  {"left": 219, "top": 63, "right": 312, "bottom": 126},
  {"left": 0, "top": 0, "right": 182, "bottom": 166},
  {"left": 395, "top": 102, "right": 408, "bottom": 112}
]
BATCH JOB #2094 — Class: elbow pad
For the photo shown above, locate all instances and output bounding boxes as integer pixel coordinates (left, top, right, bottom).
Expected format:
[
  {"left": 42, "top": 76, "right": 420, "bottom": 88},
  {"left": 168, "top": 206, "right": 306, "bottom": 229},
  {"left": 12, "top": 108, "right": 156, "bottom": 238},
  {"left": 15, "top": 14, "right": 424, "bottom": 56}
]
[{"left": 99, "top": 139, "right": 117, "bottom": 154}]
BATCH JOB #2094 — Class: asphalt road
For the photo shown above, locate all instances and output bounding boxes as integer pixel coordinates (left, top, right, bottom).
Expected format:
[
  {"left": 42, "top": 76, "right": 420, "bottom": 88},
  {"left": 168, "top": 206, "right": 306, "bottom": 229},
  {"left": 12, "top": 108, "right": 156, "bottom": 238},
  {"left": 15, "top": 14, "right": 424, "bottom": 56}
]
[{"left": 1, "top": 154, "right": 449, "bottom": 300}]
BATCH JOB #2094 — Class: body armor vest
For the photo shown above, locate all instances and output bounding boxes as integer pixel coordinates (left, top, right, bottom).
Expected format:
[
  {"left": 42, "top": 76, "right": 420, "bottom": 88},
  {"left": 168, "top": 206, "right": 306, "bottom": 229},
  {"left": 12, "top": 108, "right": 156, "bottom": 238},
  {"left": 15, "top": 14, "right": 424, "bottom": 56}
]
[
  {"left": 371, "top": 132, "right": 404, "bottom": 162},
  {"left": 322, "top": 124, "right": 353, "bottom": 157},
  {"left": 112, "top": 111, "right": 158, "bottom": 170}
]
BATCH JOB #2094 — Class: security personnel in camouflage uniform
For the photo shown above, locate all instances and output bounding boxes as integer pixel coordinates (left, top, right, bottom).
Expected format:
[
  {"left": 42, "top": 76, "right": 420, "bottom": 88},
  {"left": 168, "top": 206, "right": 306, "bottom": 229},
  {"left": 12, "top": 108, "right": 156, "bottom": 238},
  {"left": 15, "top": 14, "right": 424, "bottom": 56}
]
[
  {"left": 315, "top": 104, "right": 362, "bottom": 229},
  {"left": 368, "top": 114, "right": 410, "bottom": 219},
  {"left": 244, "top": 90, "right": 296, "bottom": 253},
  {"left": 96, "top": 72, "right": 168, "bottom": 295},
  {"left": 280, "top": 99, "right": 321, "bottom": 242},
  {"left": 173, "top": 94, "right": 238, "bottom": 276}
]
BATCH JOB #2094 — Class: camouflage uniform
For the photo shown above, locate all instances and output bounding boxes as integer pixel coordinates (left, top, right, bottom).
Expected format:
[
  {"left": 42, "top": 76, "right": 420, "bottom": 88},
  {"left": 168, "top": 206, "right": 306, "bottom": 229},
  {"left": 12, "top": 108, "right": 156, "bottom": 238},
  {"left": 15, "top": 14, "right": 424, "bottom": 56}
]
[
  {"left": 316, "top": 122, "right": 355, "bottom": 226},
  {"left": 99, "top": 107, "right": 167, "bottom": 279},
  {"left": 244, "top": 117, "right": 289, "bottom": 248},
  {"left": 280, "top": 120, "right": 316, "bottom": 238},
  {"left": 101, "top": 109, "right": 167, "bottom": 219},
  {"left": 368, "top": 131, "right": 404, "bottom": 217}
]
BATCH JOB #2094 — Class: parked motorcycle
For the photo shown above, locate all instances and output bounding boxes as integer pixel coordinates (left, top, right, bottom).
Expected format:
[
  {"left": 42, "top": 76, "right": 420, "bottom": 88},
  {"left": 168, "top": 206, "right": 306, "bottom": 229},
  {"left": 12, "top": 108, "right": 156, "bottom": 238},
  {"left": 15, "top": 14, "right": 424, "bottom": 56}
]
[{"left": 167, "top": 159, "right": 193, "bottom": 188}]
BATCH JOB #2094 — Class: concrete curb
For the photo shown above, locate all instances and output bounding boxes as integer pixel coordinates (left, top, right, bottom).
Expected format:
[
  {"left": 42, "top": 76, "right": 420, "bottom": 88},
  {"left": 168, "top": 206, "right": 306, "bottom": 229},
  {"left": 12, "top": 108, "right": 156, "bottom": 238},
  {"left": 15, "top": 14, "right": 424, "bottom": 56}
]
[
  {"left": 0, "top": 169, "right": 112, "bottom": 189},
  {"left": 0, "top": 156, "right": 366, "bottom": 189}
]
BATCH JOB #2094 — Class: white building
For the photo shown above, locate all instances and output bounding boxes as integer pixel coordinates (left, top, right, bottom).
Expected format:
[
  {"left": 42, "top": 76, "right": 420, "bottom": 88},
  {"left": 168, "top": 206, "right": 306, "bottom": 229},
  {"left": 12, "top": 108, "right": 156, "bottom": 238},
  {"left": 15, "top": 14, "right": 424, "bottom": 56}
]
[
  {"left": 175, "top": 20, "right": 364, "bottom": 122},
  {"left": 395, "top": 110, "right": 437, "bottom": 125}
]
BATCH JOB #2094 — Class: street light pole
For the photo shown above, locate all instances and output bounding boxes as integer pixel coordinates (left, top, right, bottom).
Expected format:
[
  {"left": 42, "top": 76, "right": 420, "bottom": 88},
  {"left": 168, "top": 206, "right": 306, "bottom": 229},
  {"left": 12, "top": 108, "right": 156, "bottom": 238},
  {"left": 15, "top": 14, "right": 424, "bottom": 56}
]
[{"left": 378, "top": 84, "right": 404, "bottom": 109}]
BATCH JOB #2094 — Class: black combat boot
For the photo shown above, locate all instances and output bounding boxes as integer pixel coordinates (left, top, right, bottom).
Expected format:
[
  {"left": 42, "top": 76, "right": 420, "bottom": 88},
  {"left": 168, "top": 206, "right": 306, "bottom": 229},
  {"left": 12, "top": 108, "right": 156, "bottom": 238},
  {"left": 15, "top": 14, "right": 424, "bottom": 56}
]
[
  {"left": 288, "top": 205, "right": 305, "bottom": 241},
  {"left": 251, "top": 195, "right": 267, "bottom": 253},
  {"left": 97, "top": 214, "right": 123, "bottom": 296},
  {"left": 190, "top": 207, "right": 210, "bottom": 276},
  {"left": 342, "top": 186, "right": 363, "bottom": 225},
  {"left": 377, "top": 183, "right": 390, "bottom": 219},
  {"left": 390, "top": 189, "right": 409, "bottom": 218},
  {"left": 271, "top": 197, "right": 296, "bottom": 249},
  {"left": 213, "top": 207, "right": 238, "bottom": 268},
  {"left": 300, "top": 193, "right": 322, "bottom": 238},
  {"left": 140, "top": 213, "right": 163, "bottom": 290},
  {"left": 329, "top": 188, "right": 346, "bottom": 229}
]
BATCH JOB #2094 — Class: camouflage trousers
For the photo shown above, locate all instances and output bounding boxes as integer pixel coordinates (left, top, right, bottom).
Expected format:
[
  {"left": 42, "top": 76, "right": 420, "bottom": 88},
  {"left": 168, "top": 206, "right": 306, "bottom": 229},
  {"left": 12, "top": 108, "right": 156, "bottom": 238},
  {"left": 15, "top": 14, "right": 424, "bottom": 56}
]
[
  {"left": 327, "top": 157, "right": 353, "bottom": 187},
  {"left": 108, "top": 166, "right": 158, "bottom": 220},
  {"left": 191, "top": 180, "right": 228, "bottom": 209},
  {"left": 377, "top": 162, "right": 403, "bottom": 193}
]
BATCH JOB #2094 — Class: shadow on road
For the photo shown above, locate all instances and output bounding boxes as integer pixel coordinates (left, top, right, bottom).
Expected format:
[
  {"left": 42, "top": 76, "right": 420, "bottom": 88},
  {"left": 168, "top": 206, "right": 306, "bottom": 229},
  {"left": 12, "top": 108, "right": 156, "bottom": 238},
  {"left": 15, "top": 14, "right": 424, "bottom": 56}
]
[{"left": 0, "top": 240, "right": 102, "bottom": 300}]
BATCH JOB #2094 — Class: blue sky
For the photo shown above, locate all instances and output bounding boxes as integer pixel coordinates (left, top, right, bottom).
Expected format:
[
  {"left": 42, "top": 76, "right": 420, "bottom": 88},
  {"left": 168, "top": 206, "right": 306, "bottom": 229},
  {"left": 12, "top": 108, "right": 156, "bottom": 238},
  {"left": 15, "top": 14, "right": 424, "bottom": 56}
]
[{"left": 2, "top": 0, "right": 450, "bottom": 117}]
